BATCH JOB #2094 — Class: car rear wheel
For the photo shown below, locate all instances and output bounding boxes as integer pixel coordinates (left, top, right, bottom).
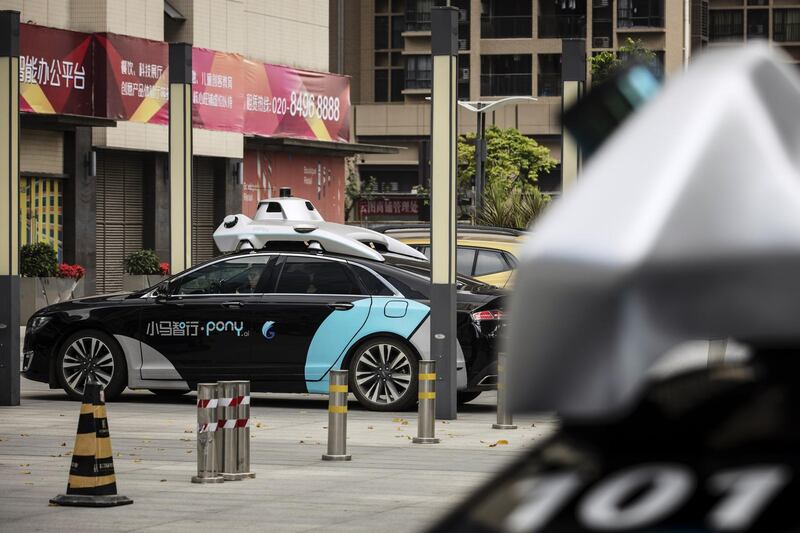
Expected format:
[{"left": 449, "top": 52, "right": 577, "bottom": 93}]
[
  {"left": 349, "top": 337, "right": 418, "bottom": 411},
  {"left": 56, "top": 330, "right": 127, "bottom": 401}
]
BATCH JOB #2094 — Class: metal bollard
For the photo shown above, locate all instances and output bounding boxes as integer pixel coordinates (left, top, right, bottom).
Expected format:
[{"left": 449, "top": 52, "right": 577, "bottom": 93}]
[
  {"left": 413, "top": 360, "right": 440, "bottom": 444},
  {"left": 191, "top": 383, "right": 224, "bottom": 483},
  {"left": 234, "top": 380, "right": 255, "bottom": 478},
  {"left": 492, "top": 352, "right": 517, "bottom": 430},
  {"left": 322, "top": 370, "right": 351, "bottom": 461},
  {"left": 218, "top": 381, "right": 246, "bottom": 480}
]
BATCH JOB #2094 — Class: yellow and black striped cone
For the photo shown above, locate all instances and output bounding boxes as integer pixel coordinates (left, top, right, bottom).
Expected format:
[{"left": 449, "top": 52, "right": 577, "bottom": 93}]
[{"left": 50, "top": 377, "right": 133, "bottom": 507}]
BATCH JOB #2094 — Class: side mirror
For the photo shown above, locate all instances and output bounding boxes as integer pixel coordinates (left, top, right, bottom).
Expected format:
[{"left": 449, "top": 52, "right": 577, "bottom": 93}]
[{"left": 154, "top": 281, "right": 172, "bottom": 302}]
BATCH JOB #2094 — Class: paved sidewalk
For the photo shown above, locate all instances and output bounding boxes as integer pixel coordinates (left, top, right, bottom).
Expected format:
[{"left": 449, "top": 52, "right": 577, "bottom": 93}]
[{"left": 0, "top": 379, "right": 556, "bottom": 532}]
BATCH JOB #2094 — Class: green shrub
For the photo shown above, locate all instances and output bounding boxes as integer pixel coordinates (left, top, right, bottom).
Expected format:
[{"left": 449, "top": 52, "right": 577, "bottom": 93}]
[
  {"left": 20, "top": 243, "right": 58, "bottom": 278},
  {"left": 123, "top": 250, "right": 162, "bottom": 275}
]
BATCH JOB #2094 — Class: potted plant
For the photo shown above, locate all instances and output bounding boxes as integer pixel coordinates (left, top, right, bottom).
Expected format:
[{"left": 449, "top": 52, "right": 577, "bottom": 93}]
[
  {"left": 20, "top": 243, "right": 86, "bottom": 323},
  {"left": 122, "top": 250, "right": 169, "bottom": 291}
]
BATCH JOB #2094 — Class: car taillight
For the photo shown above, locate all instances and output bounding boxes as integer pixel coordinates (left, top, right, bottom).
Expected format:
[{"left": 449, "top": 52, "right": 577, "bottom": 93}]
[{"left": 471, "top": 310, "right": 504, "bottom": 322}]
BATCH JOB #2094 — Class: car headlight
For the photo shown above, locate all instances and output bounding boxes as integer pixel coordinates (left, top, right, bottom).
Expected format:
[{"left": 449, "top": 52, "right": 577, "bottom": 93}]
[{"left": 29, "top": 315, "right": 51, "bottom": 330}]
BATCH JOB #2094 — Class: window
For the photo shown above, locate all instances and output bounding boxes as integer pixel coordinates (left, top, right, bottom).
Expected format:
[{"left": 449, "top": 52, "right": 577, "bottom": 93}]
[
  {"left": 20, "top": 176, "right": 64, "bottom": 261},
  {"left": 378, "top": 269, "right": 429, "bottom": 300},
  {"left": 375, "top": 16, "right": 389, "bottom": 49},
  {"left": 481, "top": 55, "right": 532, "bottom": 96},
  {"left": 406, "top": 55, "right": 432, "bottom": 90},
  {"left": 747, "top": 9, "right": 768, "bottom": 40},
  {"left": 709, "top": 9, "right": 743, "bottom": 42},
  {"left": 538, "top": 54, "right": 562, "bottom": 97},
  {"left": 174, "top": 256, "right": 273, "bottom": 295},
  {"left": 481, "top": 0, "right": 532, "bottom": 38},
  {"left": 474, "top": 250, "right": 509, "bottom": 276},
  {"left": 457, "top": 248, "right": 476, "bottom": 276},
  {"left": 774, "top": 9, "right": 800, "bottom": 43},
  {"left": 353, "top": 265, "right": 395, "bottom": 296},
  {"left": 375, "top": 69, "right": 389, "bottom": 102},
  {"left": 617, "top": 0, "right": 664, "bottom": 28},
  {"left": 276, "top": 257, "right": 363, "bottom": 295}
]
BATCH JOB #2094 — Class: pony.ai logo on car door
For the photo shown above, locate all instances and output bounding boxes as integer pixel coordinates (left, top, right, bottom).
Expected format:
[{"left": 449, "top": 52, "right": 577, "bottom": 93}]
[{"left": 262, "top": 321, "right": 276, "bottom": 340}]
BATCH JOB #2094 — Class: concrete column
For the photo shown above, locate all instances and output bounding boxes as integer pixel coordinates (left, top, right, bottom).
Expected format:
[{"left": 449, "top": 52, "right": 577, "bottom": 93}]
[
  {"left": 63, "top": 128, "right": 96, "bottom": 295},
  {"left": 144, "top": 153, "right": 170, "bottom": 263},
  {"left": 431, "top": 6, "right": 458, "bottom": 420},
  {"left": 218, "top": 158, "right": 243, "bottom": 222},
  {"left": 168, "top": 43, "right": 193, "bottom": 273},
  {"left": 0, "top": 10, "right": 20, "bottom": 406}
]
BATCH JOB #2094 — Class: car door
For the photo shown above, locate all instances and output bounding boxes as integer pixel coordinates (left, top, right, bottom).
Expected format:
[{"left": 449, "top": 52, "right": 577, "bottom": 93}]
[
  {"left": 248, "top": 254, "right": 371, "bottom": 386},
  {"left": 137, "top": 255, "right": 277, "bottom": 384}
]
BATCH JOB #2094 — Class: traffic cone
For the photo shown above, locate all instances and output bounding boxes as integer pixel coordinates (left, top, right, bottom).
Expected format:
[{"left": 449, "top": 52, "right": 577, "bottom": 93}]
[{"left": 50, "top": 376, "right": 133, "bottom": 507}]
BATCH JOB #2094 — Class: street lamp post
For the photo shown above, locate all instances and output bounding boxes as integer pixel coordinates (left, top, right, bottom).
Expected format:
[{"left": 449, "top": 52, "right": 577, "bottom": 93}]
[{"left": 457, "top": 97, "right": 537, "bottom": 217}]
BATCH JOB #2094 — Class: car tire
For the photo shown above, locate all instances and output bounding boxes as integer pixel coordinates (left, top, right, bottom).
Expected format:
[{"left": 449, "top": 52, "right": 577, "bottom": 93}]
[
  {"left": 56, "top": 329, "right": 127, "bottom": 402},
  {"left": 457, "top": 391, "right": 482, "bottom": 404},
  {"left": 349, "top": 337, "right": 418, "bottom": 412}
]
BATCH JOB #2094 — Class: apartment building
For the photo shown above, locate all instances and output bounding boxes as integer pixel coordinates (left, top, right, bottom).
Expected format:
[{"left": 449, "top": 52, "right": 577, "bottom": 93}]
[
  {"left": 3, "top": 0, "right": 378, "bottom": 294},
  {"left": 330, "top": 0, "right": 696, "bottom": 201},
  {"left": 707, "top": 0, "right": 800, "bottom": 67}
]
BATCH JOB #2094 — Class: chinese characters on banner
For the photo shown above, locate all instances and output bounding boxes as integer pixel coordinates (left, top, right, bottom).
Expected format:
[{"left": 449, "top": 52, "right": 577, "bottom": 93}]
[
  {"left": 19, "top": 24, "right": 351, "bottom": 144},
  {"left": 358, "top": 198, "right": 421, "bottom": 218},
  {"left": 18, "top": 24, "right": 93, "bottom": 116}
]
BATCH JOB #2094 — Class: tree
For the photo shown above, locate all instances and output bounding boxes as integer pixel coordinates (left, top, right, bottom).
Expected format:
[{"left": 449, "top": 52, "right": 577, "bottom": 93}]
[
  {"left": 457, "top": 126, "right": 557, "bottom": 197},
  {"left": 457, "top": 126, "right": 556, "bottom": 229},
  {"left": 344, "top": 158, "right": 378, "bottom": 221},
  {"left": 590, "top": 38, "right": 657, "bottom": 87}
]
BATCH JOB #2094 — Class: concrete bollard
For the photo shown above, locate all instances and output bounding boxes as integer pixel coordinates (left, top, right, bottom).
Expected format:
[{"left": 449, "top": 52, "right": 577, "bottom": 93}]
[
  {"left": 413, "top": 360, "right": 440, "bottom": 444},
  {"left": 234, "top": 380, "right": 255, "bottom": 478},
  {"left": 322, "top": 370, "right": 351, "bottom": 461},
  {"left": 492, "top": 352, "right": 517, "bottom": 430},
  {"left": 192, "top": 383, "right": 223, "bottom": 483}
]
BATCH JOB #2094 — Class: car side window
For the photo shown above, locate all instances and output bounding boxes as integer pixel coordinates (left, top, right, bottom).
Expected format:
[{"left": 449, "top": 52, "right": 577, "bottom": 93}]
[
  {"left": 456, "top": 247, "right": 476, "bottom": 276},
  {"left": 474, "top": 250, "right": 510, "bottom": 276},
  {"left": 172, "top": 256, "right": 273, "bottom": 295},
  {"left": 352, "top": 265, "right": 395, "bottom": 296},
  {"left": 276, "top": 257, "right": 364, "bottom": 295}
]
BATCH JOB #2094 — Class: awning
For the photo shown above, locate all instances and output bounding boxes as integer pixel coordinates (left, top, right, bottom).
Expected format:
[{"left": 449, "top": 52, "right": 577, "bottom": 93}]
[
  {"left": 244, "top": 135, "right": 399, "bottom": 157},
  {"left": 21, "top": 113, "right": 117, "bottom": 130}
]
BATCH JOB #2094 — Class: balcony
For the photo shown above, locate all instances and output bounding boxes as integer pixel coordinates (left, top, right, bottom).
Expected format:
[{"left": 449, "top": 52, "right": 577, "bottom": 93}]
[
  {"left": 538, "top": 14, "right": 587, "bottom": 39},
  {"left": 480, "top": 73, "right": 532, "bottom": 97},
  {"left": 481, "top": 16, "right": 533, "bottom": 39},
  {"left": 709, "top": 10, "right": 743, "bottom": 43},
  {"left": 618, "top": 0, "right": 664, "bottom": 28},
  {"left": 774, "top": 10, "right": 800, "bottom": 43},
  {"left": 405, "top": 10, "right": 431, "bottom": 32}
]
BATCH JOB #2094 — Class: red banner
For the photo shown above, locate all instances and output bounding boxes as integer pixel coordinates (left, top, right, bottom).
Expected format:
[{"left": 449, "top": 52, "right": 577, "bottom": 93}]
[
  {"left": 19, "top": 24, "right": 93, "bottom": 117},
  {"left": 94, "top": 33, "right": 168, "bottom": 124},
  {"left": 19, "top": 24, "right": 351, "bottom": 143}
]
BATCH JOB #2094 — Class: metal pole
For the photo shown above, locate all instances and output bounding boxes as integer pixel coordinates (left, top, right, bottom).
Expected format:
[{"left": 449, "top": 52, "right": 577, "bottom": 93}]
[
  {"left": 492, "top": 352, "right": 517, "bottom": 430},
  {"left": 431, "top": 5, "right": 459, "bottom": 421},
  {"left": 192, "top": 383, "right": 223, "bottom": 483},
  {"left": 219, "top": 381, "right": 245, "bottom": 481},
  {"left": 0, "top": 11, "right": 20, "bottom": 407},
  {"left": 322, "top": 370, "right": 351, "bottom": 461},
  {"left": 474, "top": 110, "right": 483, "bottom": 217},
  {"left": 561, "top": 39, "right": 586, "bottom": 193},
  {"left": 235, "top": 380, "right": 255, "bottom": 478},
  {"left": 168, "top": 42, "right": 193, "bottom": 272},
  {"left": 413, "top": 360, "right": 440, "bottom": 444}
]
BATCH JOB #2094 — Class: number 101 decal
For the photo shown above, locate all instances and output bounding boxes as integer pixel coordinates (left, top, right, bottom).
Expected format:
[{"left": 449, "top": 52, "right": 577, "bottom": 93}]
[{"left": 504, "top": 464, "right": 791, "bottom": 532}]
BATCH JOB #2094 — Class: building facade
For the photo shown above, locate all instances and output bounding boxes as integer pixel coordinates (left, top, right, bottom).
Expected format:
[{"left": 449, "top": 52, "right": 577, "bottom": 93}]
[
  {"left": 330, "top": 0, "right": 704, "bottom": 204},
  {"left": 2, "top": 0, "right": 377, "bottom": 295}
]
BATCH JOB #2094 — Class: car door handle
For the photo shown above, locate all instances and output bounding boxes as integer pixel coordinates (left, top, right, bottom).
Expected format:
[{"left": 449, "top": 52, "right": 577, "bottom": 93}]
[
  {"left": 221, "top": 301, "right": 244, "bottom": 309},
  {"left": 328, "top": 302, "right": 354, "bottom": 311}
]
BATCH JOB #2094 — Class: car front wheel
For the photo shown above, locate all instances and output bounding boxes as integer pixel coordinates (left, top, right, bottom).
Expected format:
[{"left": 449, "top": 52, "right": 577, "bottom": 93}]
[
  {"left": 56, "top": 330, "right": 127, "bottom": 401},
  {"left": 349, "top": 337, "right": 418, "bottom": 411}
]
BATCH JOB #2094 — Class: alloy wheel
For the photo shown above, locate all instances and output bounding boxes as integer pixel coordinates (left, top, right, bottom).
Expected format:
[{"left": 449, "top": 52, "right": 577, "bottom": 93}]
[
  {"left": 354, "top": 343, "right": 413, "bottom": 406},
  {"left": 61, "top": 336, "right": 115, "bottom": 395}
]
